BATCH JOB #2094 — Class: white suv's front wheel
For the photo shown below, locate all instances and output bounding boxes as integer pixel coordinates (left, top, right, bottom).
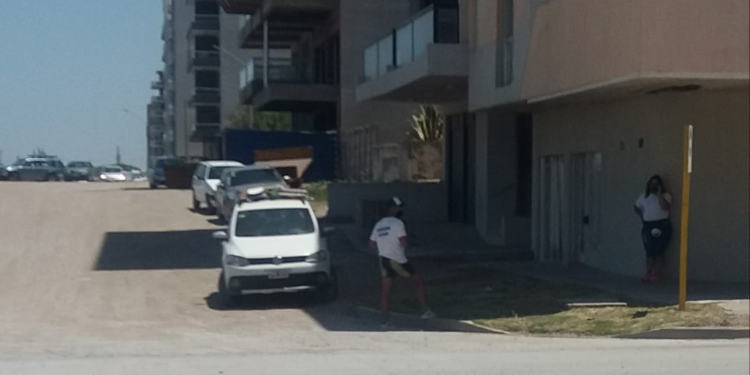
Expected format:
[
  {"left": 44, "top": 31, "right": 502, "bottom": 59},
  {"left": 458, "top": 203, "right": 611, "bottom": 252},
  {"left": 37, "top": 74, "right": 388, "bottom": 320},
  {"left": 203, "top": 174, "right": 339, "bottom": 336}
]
[{"left": 218, "top": 271, "right": 240, "bottom": 308}]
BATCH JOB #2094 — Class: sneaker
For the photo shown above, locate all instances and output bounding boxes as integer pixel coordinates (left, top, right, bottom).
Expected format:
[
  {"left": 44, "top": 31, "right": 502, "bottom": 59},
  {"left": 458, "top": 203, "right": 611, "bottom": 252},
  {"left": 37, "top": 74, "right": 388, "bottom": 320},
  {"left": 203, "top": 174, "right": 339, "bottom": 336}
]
[{"left": 421, "top": 309, "right": 436, "bottom": 319}]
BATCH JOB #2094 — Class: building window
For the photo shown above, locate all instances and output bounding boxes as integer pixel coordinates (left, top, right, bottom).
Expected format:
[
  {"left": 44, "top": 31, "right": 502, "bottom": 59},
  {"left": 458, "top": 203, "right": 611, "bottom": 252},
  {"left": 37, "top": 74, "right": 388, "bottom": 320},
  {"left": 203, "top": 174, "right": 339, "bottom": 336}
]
[
  {"left": 195, "top": 1, "right": 219, "bottom": 15},
  {"left": 196, "top": 106, "right": 220, "bottom": 123},
  {"left": 496, "top": 0, "right": 513, "bottom": 87},
  {"left": 195, "top": 70, "right": 219, "bottom": 88}
]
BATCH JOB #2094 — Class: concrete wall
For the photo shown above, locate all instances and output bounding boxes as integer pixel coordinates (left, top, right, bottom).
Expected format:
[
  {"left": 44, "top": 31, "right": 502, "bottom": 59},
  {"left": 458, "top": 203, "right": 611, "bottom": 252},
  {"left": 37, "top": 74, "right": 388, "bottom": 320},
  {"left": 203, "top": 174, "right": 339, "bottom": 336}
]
[
  {"left": 219, "top": 11, "right": 252, "bottom": 129},
  {"left": 467, "top": 0, "right": 750, "bottom": 111},
  {"left": 473, "top": 109, "right": 531, "bottom": 248},
  {"left": 339, "top": 0, "right": 421, "bottom": 181},
  {"left": 173, "top": 1, "right": 203, "bottom": 158},
  {"left": 531, "top": 87, "right": 749, "bottom": 282},
  {"left": 328, "top": 182, "right": 448, "bottom": 225}
]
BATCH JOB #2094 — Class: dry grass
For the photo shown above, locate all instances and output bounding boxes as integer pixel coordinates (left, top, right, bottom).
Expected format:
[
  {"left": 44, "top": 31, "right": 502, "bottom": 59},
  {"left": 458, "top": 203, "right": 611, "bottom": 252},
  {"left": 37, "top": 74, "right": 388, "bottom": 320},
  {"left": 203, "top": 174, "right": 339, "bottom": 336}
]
[
  {"left": 366, "top": 262, "right": 747, "bottom": 336},
  {"left": 476, "top": 303, "right": 744, "bottom": 336}
]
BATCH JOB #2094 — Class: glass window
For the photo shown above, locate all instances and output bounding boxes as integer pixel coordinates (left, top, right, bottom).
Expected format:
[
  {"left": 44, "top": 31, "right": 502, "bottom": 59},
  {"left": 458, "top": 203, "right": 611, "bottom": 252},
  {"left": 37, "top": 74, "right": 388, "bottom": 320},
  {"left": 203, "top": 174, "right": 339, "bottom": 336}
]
[
  {"left": 413, "top": 8, "right": 434, "bottom": 59},
  {"left": 396, "top": 23, "right": 414, "bottom": 66},
  {"left": 364, "top": 44, "right": 378, "bottom": 80},
  {"left": 229, "top": 169, "right": 282, "bottom": 187},
  {"left": 377, "top": 35, "right": 393, "bottom": 76},
  {"left": 208, "top": 166, "right": 234, "bottom": 179},
  {"left": 235, "top": 208, "right": 314, "bottom": 237}
]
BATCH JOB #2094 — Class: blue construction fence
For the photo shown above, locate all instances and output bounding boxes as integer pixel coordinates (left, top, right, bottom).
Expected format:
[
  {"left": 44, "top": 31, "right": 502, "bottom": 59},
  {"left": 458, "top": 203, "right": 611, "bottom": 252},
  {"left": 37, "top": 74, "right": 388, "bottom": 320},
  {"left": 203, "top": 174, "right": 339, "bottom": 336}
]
[{"left": 223, "top": 129, "right": 337, "bottom": 182}]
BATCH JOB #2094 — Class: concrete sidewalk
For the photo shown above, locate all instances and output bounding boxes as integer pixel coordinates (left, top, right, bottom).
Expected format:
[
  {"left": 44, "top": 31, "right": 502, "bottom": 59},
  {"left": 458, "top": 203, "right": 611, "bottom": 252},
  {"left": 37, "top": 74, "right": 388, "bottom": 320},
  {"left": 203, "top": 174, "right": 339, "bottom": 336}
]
[{"left": 486, "top": 261, "right": 750, "bottom": 317}]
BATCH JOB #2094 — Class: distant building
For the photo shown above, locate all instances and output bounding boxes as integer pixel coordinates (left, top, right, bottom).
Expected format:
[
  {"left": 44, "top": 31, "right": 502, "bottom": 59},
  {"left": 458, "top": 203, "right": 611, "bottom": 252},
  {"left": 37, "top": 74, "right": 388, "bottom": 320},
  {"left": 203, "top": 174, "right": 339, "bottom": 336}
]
[
  {"left": 147, "top": 71, "right": 169, "bottom": 167},
  {"left": 160, "top": 0, "right": 252, "bottom": 160}
]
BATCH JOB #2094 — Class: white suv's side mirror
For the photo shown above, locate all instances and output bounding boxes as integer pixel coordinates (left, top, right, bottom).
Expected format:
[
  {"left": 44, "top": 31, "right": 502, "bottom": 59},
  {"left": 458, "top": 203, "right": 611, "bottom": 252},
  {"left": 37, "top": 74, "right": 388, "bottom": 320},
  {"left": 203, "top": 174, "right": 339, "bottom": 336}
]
[{"left": 212, "top": 231, "right": 228, "bottom": 240}]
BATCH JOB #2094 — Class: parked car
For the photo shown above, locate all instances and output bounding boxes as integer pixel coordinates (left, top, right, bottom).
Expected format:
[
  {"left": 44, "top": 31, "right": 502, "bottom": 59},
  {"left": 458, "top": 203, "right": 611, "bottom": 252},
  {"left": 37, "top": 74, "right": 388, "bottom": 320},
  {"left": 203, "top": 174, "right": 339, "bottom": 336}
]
[
  {"left": 95, "top": 165, "right": 128, "bottom": 182},
  {"left": 191, "top": 160, "right": 244, "bottom": 211},
  {"left": 148, "top": 156, "right": 181, "bottom": 188},
  {"left": 0, "top": 164, "right": 7, "bottom": 180},
  {"left": 117, "top": 164, "right": 146, "bottom": 181},
  {"left": 64, "top": 161, "right": 94, "bottom": 181},
  {"left": 5, "top": 157, "right": 65, "bottom": 181},
  {"left": 214, "top": 165, "right": 288, "bottom": 222},
  {"left": 213, "top": 186, "right": 337, "bottom": 306}
]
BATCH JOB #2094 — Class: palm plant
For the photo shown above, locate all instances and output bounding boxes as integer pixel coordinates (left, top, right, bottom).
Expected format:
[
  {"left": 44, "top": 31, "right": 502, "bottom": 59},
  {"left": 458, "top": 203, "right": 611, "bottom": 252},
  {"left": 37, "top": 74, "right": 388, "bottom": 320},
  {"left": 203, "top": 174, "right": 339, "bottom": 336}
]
[{"left": 409, "top": 105, "right": 445, "bottom": 143}]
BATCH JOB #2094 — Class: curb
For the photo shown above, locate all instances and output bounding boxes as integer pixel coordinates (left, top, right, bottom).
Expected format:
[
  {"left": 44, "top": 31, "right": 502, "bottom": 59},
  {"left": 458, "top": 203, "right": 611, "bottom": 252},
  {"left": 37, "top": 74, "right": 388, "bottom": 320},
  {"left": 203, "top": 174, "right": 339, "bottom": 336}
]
[
  {"left": 352, "top": 306, "right": 508, "bottom": 334},
  {"left": 616, "top": 327, "right": 750, "bottom": 340}
]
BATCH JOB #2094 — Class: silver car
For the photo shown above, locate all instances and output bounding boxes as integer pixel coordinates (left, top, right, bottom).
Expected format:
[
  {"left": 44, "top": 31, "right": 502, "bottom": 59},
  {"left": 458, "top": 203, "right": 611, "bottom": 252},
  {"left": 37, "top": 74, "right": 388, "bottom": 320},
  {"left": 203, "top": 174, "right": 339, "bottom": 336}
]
[
  {"left": 5, "top": 157, "right": 65, "bottom": 181},
  {"left": 214, "top": 165, "right": 287, "bottom": 222}
]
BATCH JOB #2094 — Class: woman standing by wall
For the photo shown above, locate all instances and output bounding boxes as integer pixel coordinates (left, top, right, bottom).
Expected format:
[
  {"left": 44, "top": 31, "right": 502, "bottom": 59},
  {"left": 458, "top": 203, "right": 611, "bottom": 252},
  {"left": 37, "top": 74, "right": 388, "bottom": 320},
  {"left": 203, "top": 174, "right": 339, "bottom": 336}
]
[{"left": 634, "top": 175, "right": 673, "bottom": 282}]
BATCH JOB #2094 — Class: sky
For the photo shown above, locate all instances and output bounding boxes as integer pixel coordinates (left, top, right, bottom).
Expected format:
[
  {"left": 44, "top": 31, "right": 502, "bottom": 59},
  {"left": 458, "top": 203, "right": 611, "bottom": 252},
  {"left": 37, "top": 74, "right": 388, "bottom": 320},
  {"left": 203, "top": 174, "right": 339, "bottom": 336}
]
[{"left": 0, "top": 1, "right": 163, "bottom": 169}]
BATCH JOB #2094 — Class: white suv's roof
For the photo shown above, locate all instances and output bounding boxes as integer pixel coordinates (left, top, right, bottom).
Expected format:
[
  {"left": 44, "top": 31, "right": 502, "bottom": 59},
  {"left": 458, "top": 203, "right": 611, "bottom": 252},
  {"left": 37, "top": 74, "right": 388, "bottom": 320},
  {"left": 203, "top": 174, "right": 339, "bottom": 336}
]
[
  {"left": 201, "top": 160, "right": 244, "bottom": 167},
  {"left": 237, "top": 198, "right": 310, "bottom": 212}
]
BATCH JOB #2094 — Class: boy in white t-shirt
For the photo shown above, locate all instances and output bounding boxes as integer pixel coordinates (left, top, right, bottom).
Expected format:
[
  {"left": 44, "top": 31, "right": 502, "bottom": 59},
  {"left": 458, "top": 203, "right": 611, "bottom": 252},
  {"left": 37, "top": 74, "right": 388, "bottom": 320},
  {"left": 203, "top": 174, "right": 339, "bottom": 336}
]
[{"left": 369, "top": 197, "right": 434, "bottom": 325}]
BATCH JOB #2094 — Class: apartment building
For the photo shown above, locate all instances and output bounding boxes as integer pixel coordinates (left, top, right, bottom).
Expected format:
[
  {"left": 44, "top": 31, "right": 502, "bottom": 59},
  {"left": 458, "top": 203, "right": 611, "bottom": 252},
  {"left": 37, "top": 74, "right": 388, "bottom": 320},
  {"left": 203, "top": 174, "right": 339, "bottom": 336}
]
[
  {"left": 146, "top": 71, "right": 170, "bottom": 167},
  {"left": 219, "top": 0, "right": 420, "bottom": 182},
  {"left": 161, "top": 0, "right": 250, "bottom": 161},
  {"left": 356, "top": 0, "right": 749, "bottom": 282}
]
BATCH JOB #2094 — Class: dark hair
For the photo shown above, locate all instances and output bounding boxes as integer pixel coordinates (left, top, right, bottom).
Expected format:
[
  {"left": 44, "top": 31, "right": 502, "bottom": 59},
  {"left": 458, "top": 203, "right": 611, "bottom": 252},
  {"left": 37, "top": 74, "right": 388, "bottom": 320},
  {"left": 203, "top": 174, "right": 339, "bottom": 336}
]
[{"left": 645, "top": 175, "right": 664, "bottom": 197}]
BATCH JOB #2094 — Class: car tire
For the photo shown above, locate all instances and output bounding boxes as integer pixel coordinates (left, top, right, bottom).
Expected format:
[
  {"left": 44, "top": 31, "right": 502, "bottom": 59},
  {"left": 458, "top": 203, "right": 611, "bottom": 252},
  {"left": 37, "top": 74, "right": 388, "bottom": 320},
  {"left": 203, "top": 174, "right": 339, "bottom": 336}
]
[
  {"left": 316, "top": 268, "right": 339, "bottom": 303},
  {"left": 192, "top": 194, "right": 200, "bottom": 210},
  {"left": 218, "top": 271, "right": 240, "bottom": 308},
  {"left": 206, "top": 195, "right": 215, "bottom": 213}
]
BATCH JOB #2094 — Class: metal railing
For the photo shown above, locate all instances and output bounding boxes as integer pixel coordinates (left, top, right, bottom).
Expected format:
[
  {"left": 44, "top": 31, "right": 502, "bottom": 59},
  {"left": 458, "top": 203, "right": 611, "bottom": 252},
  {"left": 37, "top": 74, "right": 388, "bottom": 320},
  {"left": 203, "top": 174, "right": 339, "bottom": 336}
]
[
  {"left": 240, "top": 57, "right": 310, "bottom": 94},
  {"left": 362, "top": 4, "right": 459, "bottom": 82}
]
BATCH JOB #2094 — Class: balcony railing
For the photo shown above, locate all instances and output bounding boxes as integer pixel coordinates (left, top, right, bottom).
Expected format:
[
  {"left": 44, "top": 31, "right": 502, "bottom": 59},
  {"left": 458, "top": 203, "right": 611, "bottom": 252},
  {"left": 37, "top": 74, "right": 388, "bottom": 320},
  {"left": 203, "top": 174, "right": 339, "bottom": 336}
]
[
  {"left": 362, "top": 4, "right": 459, "bottom": 82},
  {"left": 190, "top": 88, "right": 221, "bottom": 105},
  {"left": 240, "top": 57, "right": 310, "bottom": 94},
  {"left": 190, "top": 15, "right": 219, "bottom": 32},
  {"left": 190, "top": 51, "right": 220, "bottom": 70}
]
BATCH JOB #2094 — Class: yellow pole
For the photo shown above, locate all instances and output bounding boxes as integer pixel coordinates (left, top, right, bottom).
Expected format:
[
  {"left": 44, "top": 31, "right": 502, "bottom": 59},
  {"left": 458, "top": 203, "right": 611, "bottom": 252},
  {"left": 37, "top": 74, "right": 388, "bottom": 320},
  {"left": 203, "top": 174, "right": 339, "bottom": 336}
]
[{"left": 678, "top": 125, "right": 693, "bottom": 311}]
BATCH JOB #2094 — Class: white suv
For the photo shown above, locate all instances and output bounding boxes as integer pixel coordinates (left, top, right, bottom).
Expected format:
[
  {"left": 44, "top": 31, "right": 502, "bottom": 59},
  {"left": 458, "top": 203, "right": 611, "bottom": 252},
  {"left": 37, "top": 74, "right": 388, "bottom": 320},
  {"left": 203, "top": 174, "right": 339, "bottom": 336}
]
[
  {"left": 212, "top": 187, "right": 337, "bottom": 306},
  {"left": 192, "top": 160, "right": 243, "bottom": 210}
]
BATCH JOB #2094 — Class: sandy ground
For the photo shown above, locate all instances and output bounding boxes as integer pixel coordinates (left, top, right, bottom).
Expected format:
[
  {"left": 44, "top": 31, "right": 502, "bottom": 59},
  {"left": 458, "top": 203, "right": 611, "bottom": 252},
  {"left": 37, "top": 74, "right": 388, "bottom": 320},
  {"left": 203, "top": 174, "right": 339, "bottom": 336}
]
[{"left": 0, "top": 181, "right": 747, "bottom": 374}]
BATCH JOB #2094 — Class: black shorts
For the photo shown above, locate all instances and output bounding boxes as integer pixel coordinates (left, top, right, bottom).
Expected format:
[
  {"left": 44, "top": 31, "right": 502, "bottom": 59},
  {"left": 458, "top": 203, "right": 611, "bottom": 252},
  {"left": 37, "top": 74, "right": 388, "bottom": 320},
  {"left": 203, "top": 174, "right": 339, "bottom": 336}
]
[
  {"left": 380, "top": 257, "right": 416, "bottom": 278},
  {"left": 641, "top": 219, "right": 672, "bottom": 257}
]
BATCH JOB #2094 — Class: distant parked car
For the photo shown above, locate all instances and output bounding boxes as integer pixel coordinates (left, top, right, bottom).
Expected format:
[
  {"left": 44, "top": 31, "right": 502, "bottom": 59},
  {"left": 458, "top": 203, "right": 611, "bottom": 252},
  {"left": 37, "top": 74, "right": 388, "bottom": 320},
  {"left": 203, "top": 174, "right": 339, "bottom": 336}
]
[
  {"left": 5, "top": 157, "right": 65, "bottom": 181},
  {"left": 64, "top": 161, "right": 94, "bottom": 181},
  {"left": 0, "top": 164, "right": 7, "bottom": 180},
  {"left": 148, "top": 156, "right": 181, "bottom": 188},
  {"left": 191, "top": 160, "right": 244, "bottom": 211},
  {"left": 214, "top": 165, "right": 287, "bottom": 222},
  {"left": 95, "top": 165, "right": 128, "bottom": 182},
  {"left": 117, "top": 164, "right": 146, "bottom": 181}
]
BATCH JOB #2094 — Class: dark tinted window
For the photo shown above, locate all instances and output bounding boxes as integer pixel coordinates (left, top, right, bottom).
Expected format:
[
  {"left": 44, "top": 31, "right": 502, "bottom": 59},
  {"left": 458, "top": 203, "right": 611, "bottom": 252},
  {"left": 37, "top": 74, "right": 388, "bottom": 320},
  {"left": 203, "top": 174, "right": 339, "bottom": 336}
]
[
  {"left": 155, "top": 158, "right": 180, "bottom": 168},
  {"left": 208, "top": 166, "right": 234, "bottom": 179},
  {"left": 235, "top": 209, "right": 314, "bottom": 237},
  {"left": 68, "top": 162, "right": 92, "bottom": 168},
  {"left": 229, "top": 169, "right": 282, "bottom": 186}
]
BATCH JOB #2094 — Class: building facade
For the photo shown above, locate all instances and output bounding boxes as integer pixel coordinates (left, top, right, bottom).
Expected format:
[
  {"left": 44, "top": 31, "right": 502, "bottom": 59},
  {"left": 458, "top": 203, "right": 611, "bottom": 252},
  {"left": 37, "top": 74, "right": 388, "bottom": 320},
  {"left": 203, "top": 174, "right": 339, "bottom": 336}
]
[
  {"left": 219, "top": 0, "right": 421, "bottom": 182},
  {"left": 146, "top": 70, "right": 170, "bottom": 167},
  {"left": 161, "top": 0, "right": 251, "bottom": 161},
  {"left": 356, "top": 0, "right": 749, "bottom": 282}
]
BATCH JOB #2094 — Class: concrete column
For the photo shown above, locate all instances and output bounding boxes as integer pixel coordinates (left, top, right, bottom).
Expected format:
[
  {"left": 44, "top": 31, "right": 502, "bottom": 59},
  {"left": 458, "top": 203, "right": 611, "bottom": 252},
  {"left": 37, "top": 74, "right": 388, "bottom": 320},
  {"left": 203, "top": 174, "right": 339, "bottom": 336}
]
[
  {"left": 263, "top": 20, "right": 269, "bottom": 87},
  {"left": 474, "top": 110, "right": 489, "bottom": 241}
]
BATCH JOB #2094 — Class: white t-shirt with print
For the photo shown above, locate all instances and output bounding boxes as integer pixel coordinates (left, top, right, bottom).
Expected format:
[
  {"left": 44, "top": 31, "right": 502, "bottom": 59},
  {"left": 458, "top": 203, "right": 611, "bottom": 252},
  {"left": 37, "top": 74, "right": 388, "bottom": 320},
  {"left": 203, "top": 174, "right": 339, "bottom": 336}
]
[
  {"left": 369, "top": 216, "right": 408, "bottom": 264},
  {"left": 635, "top": 193, "right": 672, "bottom": 222}
]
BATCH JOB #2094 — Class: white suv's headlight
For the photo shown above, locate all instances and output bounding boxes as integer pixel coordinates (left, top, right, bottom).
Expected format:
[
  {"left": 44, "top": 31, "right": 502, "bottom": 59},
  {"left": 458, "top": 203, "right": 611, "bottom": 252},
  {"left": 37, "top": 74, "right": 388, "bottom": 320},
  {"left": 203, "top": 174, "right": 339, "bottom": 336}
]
[
  {"left": 224, "top": 254, "right": 249, "bottom": 267},
  {"left": 306, "top": 250, "right": 328, "bottom": 263}
]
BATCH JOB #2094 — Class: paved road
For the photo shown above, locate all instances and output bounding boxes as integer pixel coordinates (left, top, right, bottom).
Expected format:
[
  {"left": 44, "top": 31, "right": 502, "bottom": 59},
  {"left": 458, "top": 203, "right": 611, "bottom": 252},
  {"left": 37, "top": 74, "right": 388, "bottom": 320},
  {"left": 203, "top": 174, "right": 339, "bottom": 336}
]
[{"left": 0, "top": 182, "right": 747, "bottom": 374}]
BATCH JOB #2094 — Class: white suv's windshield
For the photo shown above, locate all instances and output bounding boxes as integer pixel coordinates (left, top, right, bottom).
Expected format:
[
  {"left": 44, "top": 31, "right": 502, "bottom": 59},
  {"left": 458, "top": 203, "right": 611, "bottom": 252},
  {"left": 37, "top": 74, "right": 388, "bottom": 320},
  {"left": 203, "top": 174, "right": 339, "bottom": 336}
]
[
  {"left": 229, "top": 169, "right": 282, "bottom": 187},
  {"left": 235, "top": 208, "right": 314, "bottom": 237}
]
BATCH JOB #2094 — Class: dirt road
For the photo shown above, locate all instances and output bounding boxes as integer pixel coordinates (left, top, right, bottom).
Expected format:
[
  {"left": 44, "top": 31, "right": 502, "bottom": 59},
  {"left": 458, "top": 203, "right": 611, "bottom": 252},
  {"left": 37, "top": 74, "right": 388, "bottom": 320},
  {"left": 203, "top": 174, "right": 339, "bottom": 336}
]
[{"left": 0, "top": 182, "right": 747, "bottom": 374}]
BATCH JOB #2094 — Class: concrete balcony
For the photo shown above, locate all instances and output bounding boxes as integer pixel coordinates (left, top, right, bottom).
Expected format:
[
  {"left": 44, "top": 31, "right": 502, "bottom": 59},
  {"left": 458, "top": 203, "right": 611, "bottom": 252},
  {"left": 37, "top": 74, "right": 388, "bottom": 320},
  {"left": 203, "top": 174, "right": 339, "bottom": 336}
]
[
  {"left": 190, "top": 123, "right": 222, "bottom": 141},
  {"left": 238, "top": 0, "right": 336, "bottom": 48},
  {"left": 356, "top": 4, "right": 467, "bottom": 103},
  {"left": 189, "top": 88, "right": 221, "bottom": 106},
  {"left": 513, "top": 0, "right": 750, "bottom": 106},
  {"left": 239, "top": 58, "right": 338, "bottom": 111},
  {"left": 218, "top": 0, "right": 263, "bottom": 14},
  {"left": 188, "top": 51, "right": 220, "bottom": 71}
]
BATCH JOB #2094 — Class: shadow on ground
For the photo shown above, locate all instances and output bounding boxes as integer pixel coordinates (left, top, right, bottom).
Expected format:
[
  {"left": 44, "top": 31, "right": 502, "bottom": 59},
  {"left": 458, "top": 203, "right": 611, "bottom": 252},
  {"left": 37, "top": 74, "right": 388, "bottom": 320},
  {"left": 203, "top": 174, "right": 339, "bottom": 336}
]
[{"left": 94, "top": 230, "right": 221, "bottom": 270}]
